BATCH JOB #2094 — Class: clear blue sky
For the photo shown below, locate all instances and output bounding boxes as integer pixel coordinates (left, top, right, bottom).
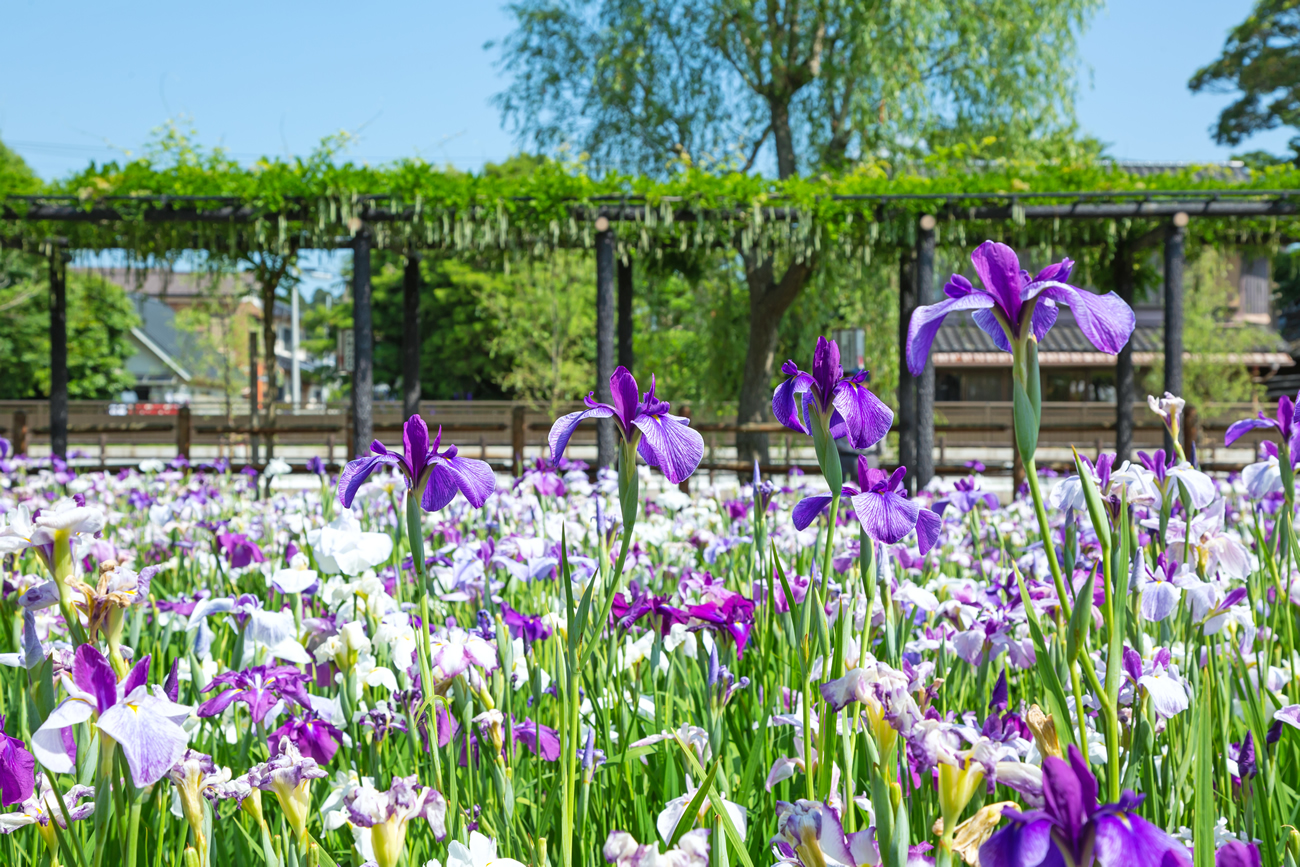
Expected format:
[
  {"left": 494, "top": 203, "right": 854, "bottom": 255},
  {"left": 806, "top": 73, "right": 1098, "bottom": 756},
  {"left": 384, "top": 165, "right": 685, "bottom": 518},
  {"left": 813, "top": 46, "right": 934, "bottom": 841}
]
[{"left": 0, "top": 0, "right": 1292, "bottom": 180}]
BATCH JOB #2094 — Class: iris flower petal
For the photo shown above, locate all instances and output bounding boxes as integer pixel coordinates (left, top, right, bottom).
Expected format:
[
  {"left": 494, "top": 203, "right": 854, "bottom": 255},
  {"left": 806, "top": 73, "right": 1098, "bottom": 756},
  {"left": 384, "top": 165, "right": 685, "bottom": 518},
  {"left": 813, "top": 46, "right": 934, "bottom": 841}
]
[
  {"left": 772, "top": 370, "right": 815, "bottom": 435},
  {"left": 1224, "top": 417, "right": 1278, "bottom": 447},
  {"left": 831, "top": 381, "right": 894, "bottom": 449},
  {"left": 906, "top": 294, "right": 996, "bottom": 376},
  {"left": 851, "top": 490, "right": 921, "bottom": 545},
  {"left": 971, "top": 241, "right": 1025, "bottom": 323},
  {"left": 97, "top": 689, "right": 191, "bottom": 787},
  {"left": 403, "top": 416, "right": 431, "bottom": 481},
  {"left": 610, "top": 367, "right": 641, "bottom": 430},
  {"left": 548, "top": 405, "right": 616, "bottom": 461},
  {"left": 337, "top": 453, "right": 401, "bottom": 509},
  {"left": 792, "top": 495, "right": 835, "bottom": 531},
  {"left": 632, "top": 413, "right": 705, "bottom": 485},
  {"left": 1032, "top": 283, "right": 1135, "bottom": 355},
  {"left": 439, "top": 454, "right": 497, "bottom": 508},
  {"left": 972, "top": 308, "right": 1014, "bottom": 353}
]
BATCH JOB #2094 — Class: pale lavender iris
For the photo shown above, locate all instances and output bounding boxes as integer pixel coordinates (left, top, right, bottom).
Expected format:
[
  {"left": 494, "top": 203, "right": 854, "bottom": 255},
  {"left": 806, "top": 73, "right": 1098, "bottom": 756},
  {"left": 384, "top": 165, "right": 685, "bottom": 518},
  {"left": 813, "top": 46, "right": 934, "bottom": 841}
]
[
  {"left": 792, "top": 457, "right": 941, "bottom": 553},
  {"left": 906, "top": 241, "right": 1135, "bottom": 376},
  {"left": 772, "top": 336, "right": 893, "bottom": 449},
  {"left": 0, "top": 715, "right": 36, "bottom": 807},
  {"left": 32, "top": 646, "right": 190, "bottom": 787},
  {"left": 197, "top": 664, "right": 314, "bottom": 725},
  {"left": 548, "top": 367, "right": 704, "bottom": 484},
  {"left": 978, "top": 745, "right": 1189, "bottom": 867},
  {"left": 338, "top": 415, "right": 496, "bottom": 512}
]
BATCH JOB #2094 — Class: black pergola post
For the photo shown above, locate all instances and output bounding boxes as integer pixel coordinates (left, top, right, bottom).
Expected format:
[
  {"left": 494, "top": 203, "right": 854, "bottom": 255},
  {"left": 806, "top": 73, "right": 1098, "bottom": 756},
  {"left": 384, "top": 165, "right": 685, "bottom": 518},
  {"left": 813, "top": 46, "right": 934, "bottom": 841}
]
[
  {"left": 897, "top": 248, "right": 917, "bottom": 490},
  {"left": 1164, "top": 213, "right": 1187, "bottom": 454},
  {"left": 48, "top": 246, "right": 68, "bottom": 460},
  {"left": 915, "top": 215, "right": 937, "bottom": 489},
  {"left": 352, "top": 229, "right": 374, "bottom": 458},
  {"left": 1114, "top": 243, "right": 1135, "bottom": 462},
  {"left": 618, "top": 255, "right": 634, "bottom": 372},
  {"left": 402, "top": 253, "right": 422, "bottom": 421},
  {"left": 595, "top": 220, "right": 617, "bottom": 469}
]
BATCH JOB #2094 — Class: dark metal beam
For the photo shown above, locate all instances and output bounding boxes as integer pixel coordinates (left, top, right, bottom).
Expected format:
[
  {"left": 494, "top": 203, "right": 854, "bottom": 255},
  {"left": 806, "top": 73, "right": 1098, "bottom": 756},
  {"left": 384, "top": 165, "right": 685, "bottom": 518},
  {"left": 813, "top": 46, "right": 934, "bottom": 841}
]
[
  {"left": 618, "top": 255, "right": 634, "bottom": 373},
  {"left": 595, "top": 224, "right": 617, "bottom": 469},
  {"left": 915, "top": 216, "right": 937, "bottom": 490},
  {"left": 402, "top": 254, "right": 422, "bottom": 422},
  {"left": 897, "top": 249, "right": 917, "bottom": 491},
  {"left": 1114, "top": 243, "right": 1136, "bottom": 462},
  {"left": 351, "top": 230, "right": 374, "bottom": 459},
  {"left": 48, "top": 249, "right": 68, "bottom": 460},
  {"left": 1164, "top": 214, "right": 1188, "bottom": 453}
]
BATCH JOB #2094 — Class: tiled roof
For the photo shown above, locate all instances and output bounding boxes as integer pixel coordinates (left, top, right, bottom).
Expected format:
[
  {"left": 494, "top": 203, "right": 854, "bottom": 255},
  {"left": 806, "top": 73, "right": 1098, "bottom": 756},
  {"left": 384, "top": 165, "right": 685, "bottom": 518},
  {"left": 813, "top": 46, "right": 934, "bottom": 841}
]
[{"left": 930, "top": 311, "right": 1291, "bottom": 367}]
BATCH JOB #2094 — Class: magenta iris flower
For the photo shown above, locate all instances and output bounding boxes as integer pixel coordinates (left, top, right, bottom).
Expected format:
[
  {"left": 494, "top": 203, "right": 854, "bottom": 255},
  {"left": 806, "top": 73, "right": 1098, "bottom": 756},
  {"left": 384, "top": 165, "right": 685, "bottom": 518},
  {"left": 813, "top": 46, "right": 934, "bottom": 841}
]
[
  {"left": 979, "top": 745, "right": 1189, "bottom": 867},
  {"left": 0, "top": 715, "right": 36, "bottom": 807},
  {"left": 548, "top": 367, "right": 703, "bottom": 484},
  {"left": 792, "top": 457, "right": 941, "bottom": 553},
  {"left": 906, "top": 241, "right": 1135, "bottom": 376},
  {"left": 772, "top": 336, "right": 893, "bottom": 449},
  {"left": 216, "top": 533, "right": 266, "bottom": 568},
  {"left": 197, "top": 664, "right": 314, "bottom": 725},
  {"left": 267, "top": 712, "right": 342, "bottom": 764},
  {"left": 338, "top": 415, "right": 496, "bottom": 512}
]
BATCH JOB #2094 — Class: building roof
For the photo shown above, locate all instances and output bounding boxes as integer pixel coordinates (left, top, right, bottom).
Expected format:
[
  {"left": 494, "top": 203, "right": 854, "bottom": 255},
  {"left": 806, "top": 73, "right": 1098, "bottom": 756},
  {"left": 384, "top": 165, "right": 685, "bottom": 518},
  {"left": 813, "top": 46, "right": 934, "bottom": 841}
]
[{"left": 931, "top": 306, "right": 1293, "bottom": 368}]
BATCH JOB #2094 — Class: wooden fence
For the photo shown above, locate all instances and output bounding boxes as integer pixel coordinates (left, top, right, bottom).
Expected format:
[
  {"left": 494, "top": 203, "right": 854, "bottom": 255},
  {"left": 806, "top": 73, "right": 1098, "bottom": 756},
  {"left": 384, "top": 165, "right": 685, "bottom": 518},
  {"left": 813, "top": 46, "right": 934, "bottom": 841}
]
[{"left": 0, "top": 399, "right": 1271, "bottom": 477}]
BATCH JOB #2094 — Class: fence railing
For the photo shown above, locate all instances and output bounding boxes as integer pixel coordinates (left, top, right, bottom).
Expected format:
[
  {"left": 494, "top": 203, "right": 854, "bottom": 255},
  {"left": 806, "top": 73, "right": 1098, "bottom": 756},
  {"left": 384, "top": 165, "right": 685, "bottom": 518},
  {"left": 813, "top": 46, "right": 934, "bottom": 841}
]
[{"left": 0, "top": 399, "right": 1269, "bottom": 477}]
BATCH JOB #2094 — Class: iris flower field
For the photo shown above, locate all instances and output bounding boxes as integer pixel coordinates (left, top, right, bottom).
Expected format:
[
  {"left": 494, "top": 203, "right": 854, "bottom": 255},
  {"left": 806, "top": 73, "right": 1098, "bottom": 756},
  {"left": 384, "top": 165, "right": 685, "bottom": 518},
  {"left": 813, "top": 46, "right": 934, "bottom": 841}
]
[{"left": 0, "top": 242, "right": 1295, "bottom": 867}]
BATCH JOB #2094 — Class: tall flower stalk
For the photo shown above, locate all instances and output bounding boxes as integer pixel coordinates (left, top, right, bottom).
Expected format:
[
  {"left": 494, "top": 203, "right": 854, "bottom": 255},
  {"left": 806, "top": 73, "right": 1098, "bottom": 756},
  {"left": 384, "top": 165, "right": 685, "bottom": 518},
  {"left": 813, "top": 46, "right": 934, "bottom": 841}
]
[{"left": 907, "top": 242, "right": 1135, "bottom": 620}]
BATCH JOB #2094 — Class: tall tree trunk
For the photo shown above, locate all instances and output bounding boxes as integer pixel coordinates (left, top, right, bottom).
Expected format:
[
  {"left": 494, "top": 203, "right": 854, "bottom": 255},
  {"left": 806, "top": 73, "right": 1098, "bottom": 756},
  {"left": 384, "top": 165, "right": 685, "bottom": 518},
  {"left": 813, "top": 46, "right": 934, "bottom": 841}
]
[
  {"left": 735, "top": 253, "right": 813, "bottom": 465},
  {"left": 260, "top": 268, "right": 284, "bottom": 457},
  {"left": 769, "top": 99, "right": 797, "bottom": 179},
  {"left": 735, "top": 97, "right": 809, "bottom": 466}
]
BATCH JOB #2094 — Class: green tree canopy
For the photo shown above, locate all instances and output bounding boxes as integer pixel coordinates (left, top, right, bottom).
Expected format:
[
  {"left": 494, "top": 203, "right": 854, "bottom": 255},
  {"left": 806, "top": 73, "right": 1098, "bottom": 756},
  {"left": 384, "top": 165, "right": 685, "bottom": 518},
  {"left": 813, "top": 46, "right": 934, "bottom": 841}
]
[
  {"left": 493, "top": 0, "right": 1100, "bottom": 460},
  {"left": 1190, "top": 0, "right": 1300, "bottom": 151}
]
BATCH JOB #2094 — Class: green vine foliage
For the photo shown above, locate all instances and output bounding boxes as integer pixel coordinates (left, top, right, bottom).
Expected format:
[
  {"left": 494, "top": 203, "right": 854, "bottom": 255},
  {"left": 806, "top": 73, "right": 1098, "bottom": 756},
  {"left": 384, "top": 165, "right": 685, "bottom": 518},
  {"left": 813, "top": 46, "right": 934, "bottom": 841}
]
[{"left": 5, "top": 124, "right": 1300, "bottom": 269}]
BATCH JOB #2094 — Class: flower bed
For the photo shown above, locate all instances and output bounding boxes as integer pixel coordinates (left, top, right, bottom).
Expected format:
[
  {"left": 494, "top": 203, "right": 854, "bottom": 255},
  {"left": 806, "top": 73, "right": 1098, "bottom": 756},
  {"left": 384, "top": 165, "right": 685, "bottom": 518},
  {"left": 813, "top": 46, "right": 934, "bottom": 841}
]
[{"left": 0, "top": 242, "right": 1292, "bottom": 867}]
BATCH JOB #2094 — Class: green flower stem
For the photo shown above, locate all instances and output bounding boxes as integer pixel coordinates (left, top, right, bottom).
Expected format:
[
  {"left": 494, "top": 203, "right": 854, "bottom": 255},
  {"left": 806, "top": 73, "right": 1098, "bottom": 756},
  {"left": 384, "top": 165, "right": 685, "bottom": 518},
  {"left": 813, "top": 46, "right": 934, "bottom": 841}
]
[{"left": 1024, "top": 458, "right": 1071, "bottom": 624}]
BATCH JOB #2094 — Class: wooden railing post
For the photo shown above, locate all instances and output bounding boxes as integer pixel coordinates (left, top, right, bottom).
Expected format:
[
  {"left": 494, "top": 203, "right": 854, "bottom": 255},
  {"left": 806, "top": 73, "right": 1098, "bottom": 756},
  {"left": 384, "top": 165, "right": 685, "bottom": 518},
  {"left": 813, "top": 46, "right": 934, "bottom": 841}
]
[
  {"left": 177, "top": 405, "right": 192, "bottom": 461},
  {"left": 345, "top": 407, "right": 356, "bottom": 462},
  {"left": 13, "top": 411, "right": 27, "bottom": 456},
  {"left": 512, "top": 405, "right": 526, "bottom": 475}
]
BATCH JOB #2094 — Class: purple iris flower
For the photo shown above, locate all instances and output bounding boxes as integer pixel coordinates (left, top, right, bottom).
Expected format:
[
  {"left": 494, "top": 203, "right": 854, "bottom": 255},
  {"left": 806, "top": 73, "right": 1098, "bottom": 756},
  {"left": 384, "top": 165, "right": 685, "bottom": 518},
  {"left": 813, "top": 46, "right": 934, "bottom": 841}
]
[
  {"left": 612, "top": 586, "right": 689, "bottom": 636},
  {"left": 1225, "top": 393, "right": 1300, "bottom": 452},
  {"left": 197, "top": 664, "right": 314, "bottom": 725},
  {"left": 979, "top": 744, "right": 1189, "bottom": 867},
  {"left": 501, "top": 602, "right": 553, "bottom": 644},
  {"left": 548, "top": 367, "right": 704, "bottom": 484},
  {"left": 772, "top": 336, "right": 893, "bottom": 449},
  {"left": 1217, "top": 842, "right": 1261, "bottom": 867},
  {"left": 305, "top": 455, "right": 328, "bottom": 476},
  {"left": 792, "top": 457, "right": 942, "bottom": 553},
  {"left": 686, "top": 594, "right": 757, "bottom": 657},
  {"left": 0, "top": 715, "right": 36, "bottom": 807},
  {"left": 933, "top": 477, "right": 1001, "bottom": 516},
  {"left": 906, "top": 241, "right": 1135, "bottom": 376},
  {"left": 513, "top": 717, "right": 562, "bottom": 761},
  {"left": 267, "top": 712, "right": 342, "bottom": 764},
  {"left": 216, "top": 533, "right": 266, "bottom": 569},
  {"left": 337, "top": 414, "right": 496, "bottom": 511}
]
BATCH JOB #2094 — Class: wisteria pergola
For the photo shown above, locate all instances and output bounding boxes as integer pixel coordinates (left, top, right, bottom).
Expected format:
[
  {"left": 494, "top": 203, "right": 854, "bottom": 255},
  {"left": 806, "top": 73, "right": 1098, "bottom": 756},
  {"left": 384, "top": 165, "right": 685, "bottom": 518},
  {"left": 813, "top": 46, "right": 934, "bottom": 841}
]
[{"left": 4, "top": 182, "right": 1299, "bottom": 484}]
